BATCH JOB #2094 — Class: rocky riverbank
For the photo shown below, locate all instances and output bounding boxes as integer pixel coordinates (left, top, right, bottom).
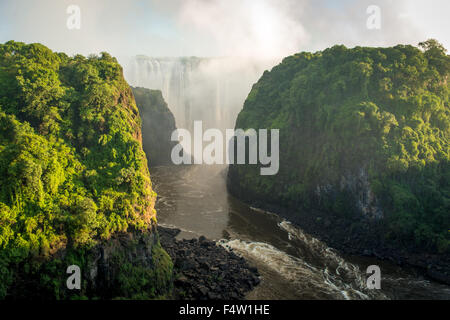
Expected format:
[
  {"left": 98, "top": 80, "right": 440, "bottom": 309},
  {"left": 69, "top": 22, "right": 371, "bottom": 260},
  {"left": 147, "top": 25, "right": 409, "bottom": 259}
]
[
  {"left": 291, "top": 209, "right": 450, "bottom": 286},
  {"left": 158, "top": 227, "right": 260, "bottom": 300}
]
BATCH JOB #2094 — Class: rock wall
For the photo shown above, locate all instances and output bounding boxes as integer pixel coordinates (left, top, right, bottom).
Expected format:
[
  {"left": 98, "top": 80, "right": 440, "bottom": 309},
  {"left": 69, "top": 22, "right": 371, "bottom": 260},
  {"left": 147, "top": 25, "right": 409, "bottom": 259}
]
[{"left": 132, "top": 87, "right": 179, "bottom": 166}]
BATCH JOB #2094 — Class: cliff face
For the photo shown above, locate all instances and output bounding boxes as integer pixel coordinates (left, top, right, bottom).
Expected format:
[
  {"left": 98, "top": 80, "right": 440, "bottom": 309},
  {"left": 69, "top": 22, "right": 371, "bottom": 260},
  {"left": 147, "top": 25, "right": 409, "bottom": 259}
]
[
  {"left": 132, "top": 87, "right": 178, "bottom": 166},
  {"left": 228, "top": 41, "right": 450, "bottom": 256},
  {"left": 10, "top": 227, "right": 172, "bottom": 299},
  {"left": 315, "top": 167, "right": 383, "bottom": 220},
  {"left": 0, "top": 41, "right": 172, "bottom": 299}
]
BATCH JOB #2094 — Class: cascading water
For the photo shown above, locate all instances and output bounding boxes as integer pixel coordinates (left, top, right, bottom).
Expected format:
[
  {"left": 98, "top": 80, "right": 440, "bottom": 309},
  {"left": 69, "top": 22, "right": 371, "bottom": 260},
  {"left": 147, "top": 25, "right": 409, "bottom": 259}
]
[{"left": 124, "top": 56, "right": 275, "bottom": 134}]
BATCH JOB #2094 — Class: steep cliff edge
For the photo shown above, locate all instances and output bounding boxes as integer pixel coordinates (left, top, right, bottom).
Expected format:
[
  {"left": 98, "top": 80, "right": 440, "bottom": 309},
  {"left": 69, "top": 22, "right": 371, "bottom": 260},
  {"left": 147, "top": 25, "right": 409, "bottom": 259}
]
[
  {"left": 228, "top": 41, "right": 450, "bottom": 279},
  {"left": 131, "top": 87, "right": 178, "bottom": 166},
  {"left": 0, "top": 41, "right": 172, "bottom": 299}
]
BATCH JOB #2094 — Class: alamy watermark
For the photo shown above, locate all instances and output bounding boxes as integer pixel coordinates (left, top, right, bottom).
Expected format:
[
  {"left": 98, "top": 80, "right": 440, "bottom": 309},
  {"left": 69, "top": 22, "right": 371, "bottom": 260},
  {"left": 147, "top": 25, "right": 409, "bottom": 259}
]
[
  {"left": 66, "top": 5, "right": 81, "bottom": 30},
  {"left": 170, "top": 121, "right": 279, "bottom": 176},
  {"left": 366, "top": 265, "right": 381, "bottom": 289},
  {"left": 366, "top": 5, "right": 381, "bottom": 30},
  {"left": 66, "top": 265, "right": 81, "bottom": 290}
]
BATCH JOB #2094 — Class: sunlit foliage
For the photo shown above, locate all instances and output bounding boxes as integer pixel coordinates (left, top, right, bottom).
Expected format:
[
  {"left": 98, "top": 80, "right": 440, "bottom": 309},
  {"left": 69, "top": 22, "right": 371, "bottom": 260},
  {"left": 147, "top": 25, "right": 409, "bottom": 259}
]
[
  {"left": 231, "top": 40, "right": 450, "bottom": 253},
  {"left": 0, "top": 41, "right": 158, "bottom": 298}
]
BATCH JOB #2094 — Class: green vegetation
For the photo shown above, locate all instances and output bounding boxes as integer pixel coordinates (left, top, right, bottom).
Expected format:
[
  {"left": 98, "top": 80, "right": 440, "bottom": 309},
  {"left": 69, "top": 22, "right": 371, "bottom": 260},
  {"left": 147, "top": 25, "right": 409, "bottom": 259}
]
[
  {"left": 0, "top": 41, "right": 171, "bottom": 299},
  {"left": 229, "top": 40, "right": 450, "bottom": 254},
  {"left": 132, "top": 87, "right": 178, "bottom": 166},
  {"left": 114, "top": 243, "right": 173, "bottom": 299}
]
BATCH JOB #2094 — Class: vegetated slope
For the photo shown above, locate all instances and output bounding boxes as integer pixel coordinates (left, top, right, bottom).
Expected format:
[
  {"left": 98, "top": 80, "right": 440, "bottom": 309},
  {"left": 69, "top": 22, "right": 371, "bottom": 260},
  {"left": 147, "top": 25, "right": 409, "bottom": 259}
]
[
  {"left": 132, "top": 87, "right": 178, "bottom": 166},
  {"left": 228, "top": 40, "right": 450, "bottom": 258},
  {"left": 0, "top": 41, "right": 172, "bottom": 299}
]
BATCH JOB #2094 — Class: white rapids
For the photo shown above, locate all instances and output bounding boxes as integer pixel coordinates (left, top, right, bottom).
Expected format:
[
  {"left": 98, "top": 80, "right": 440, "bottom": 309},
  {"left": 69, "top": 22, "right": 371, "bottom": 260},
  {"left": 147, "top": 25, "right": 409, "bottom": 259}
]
[{"left": 220, "top": 220, "right": 388, "bottom": 300}]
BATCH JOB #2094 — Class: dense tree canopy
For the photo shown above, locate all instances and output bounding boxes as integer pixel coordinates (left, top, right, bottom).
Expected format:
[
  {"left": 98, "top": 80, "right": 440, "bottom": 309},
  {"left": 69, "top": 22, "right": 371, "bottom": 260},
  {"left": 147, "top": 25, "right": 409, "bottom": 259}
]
[
  {"left": 0, "top": 41, "right": 160, "bottom": 298},
  {"left": 230, "top": 40, "right": 450, "bottom": 254}
]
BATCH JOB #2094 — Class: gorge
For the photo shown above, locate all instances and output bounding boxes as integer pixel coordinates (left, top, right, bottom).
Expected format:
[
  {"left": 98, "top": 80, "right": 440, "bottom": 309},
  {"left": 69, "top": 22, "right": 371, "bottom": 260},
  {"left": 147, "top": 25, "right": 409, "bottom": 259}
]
[
  {"left": 128, "top": 42, "right": 450, "bottom": 299},
  {"left": 0, "top": 40, "right": 448, "bottom": 300}
]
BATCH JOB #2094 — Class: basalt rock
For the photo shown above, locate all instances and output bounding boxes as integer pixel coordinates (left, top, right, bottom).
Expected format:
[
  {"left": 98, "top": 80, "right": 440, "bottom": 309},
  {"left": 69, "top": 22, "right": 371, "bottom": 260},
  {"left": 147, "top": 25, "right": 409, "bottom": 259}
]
[{"left": 158, "top": 226, "right": 260, "bottom": 300}]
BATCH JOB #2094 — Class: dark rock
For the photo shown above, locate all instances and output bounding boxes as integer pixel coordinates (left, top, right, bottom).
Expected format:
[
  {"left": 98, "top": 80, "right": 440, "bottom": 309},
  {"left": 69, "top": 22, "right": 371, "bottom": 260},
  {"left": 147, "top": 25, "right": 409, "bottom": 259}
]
[
  {"left": 158, "top": 226, "right": 260, "bottom": 299},
  {"left": 132, "top": 87, "right": 179, "bottom": 166}
]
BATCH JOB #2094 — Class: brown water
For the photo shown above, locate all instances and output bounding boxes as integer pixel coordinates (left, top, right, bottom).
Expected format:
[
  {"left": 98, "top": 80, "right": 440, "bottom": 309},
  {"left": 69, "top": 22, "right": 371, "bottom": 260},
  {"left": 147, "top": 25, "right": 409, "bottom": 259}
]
[{"left": 151, "top": 165, "right": 450, "bottom": 300}]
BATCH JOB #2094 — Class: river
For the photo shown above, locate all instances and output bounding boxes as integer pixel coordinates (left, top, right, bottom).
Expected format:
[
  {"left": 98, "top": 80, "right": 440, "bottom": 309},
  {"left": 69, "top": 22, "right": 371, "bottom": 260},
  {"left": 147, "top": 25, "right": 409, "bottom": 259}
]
[{"left": 151, "top": 165, "right": 450, "bottom": 300}]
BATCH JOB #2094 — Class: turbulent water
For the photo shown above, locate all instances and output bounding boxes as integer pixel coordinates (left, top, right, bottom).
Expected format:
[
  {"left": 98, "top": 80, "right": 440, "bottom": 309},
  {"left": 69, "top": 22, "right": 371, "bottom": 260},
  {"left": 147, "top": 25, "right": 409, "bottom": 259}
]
[{"left": 151, "top": 165, "right": 450, "bottom": 300}]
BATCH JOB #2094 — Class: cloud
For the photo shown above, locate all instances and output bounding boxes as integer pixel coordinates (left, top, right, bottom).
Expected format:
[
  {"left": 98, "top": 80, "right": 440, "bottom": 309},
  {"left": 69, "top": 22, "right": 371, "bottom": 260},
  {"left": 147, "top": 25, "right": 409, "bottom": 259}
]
[
  {"left": 0, "top": 0, "right": 138, "bottom": 56},
  {"left": 298, "top": 0, "right": 449, "bottom": 51},
  {"left": 175, "top": 0, "right": 450, "bottom": 56},
  {"left": 177, "top": 0, "right": 310, "bottom": 58},
  {"left": 0, "top": 0, "right": 448, "bottom": 59}
]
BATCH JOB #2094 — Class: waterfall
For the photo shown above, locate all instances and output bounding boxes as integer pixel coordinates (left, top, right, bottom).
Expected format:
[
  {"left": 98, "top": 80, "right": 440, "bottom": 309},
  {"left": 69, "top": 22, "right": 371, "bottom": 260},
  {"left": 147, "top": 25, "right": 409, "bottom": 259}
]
[{"left": 124, "top": 56, "right": 276, "bottom": 133}]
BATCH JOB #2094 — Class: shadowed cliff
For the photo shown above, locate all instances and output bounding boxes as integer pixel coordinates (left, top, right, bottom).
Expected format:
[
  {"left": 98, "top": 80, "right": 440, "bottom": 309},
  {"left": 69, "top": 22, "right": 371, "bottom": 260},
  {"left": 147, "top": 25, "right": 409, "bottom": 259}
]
[{"left": 132, "top": 87, "right": 178, "bottom": 167}]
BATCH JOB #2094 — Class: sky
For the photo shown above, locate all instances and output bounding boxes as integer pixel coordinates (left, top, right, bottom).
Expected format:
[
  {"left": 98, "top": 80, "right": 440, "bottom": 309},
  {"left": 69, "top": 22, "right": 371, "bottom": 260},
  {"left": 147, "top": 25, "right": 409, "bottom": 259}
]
[{"left": 0, "top": 0, "right": 449, "bottom": 60}]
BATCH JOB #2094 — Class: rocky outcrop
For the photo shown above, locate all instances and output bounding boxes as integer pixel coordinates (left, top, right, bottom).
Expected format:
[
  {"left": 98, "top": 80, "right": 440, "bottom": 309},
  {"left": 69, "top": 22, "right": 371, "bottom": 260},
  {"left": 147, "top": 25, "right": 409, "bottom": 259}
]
[
  {"left": 159, "top": 227, "right": 260, "bottom": 300},
  {"left": 84, "top": 227, "right": 173, "bottom": 299},
  {"left": 132, "top": 87, "right": 178, "bottom": 166}
]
